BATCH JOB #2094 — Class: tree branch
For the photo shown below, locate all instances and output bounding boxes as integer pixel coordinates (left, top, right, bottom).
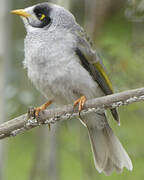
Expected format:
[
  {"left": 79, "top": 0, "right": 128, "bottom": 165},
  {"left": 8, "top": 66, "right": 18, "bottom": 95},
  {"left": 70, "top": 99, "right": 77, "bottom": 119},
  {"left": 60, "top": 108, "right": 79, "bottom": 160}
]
[{"left": 0, "top": 87, "right": 144, "bottom": 140}]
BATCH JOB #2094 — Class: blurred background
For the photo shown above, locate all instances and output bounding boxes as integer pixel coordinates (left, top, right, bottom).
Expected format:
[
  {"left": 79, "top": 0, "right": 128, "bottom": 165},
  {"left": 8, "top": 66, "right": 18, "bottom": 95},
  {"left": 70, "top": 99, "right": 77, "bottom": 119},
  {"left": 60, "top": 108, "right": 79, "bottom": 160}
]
[{"left": 0, "top": 0, "right": 144, "bottom": 179}]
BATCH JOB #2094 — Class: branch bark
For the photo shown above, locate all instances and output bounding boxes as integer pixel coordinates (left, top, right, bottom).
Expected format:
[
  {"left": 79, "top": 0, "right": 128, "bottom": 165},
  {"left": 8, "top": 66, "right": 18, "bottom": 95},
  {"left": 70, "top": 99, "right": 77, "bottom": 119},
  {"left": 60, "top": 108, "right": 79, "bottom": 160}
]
[{"left": 1, "top": 87, "right": 144, "bottom": 140}]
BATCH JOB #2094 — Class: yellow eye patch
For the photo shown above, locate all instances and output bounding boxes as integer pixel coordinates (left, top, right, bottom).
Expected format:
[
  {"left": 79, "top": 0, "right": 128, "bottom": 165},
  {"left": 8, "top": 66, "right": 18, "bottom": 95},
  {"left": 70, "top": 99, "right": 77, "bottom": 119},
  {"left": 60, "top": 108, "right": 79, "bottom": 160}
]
[{"left": 40, "top": 14, "right": 46, "bottom": 20}]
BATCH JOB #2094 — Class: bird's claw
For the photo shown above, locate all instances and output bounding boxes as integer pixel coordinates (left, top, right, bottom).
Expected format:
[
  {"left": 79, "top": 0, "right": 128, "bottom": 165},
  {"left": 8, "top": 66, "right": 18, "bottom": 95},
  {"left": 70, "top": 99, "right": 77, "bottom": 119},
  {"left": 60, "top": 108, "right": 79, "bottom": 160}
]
[
  {"left": 27, "top": 100, "right": 53, "bottom": 130},
  {"left": 34, "top": 100, "right": 53, "bottom": 118},
  {"left": 73, "top": 96, "right": 86, "bottom": 116}
]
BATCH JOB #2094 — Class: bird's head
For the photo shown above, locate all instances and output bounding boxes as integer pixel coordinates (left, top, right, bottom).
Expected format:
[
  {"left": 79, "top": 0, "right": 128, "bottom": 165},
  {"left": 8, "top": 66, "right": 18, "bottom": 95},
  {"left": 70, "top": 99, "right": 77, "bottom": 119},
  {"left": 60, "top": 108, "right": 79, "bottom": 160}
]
[{"left": 11, "top": 2, "right": 76, "bottom": 33}]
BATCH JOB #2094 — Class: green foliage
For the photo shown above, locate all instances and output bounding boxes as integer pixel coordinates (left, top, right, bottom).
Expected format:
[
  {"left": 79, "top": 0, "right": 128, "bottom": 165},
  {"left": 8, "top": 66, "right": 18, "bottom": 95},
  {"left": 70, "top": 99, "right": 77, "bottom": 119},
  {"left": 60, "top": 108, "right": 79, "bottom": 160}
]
[
  {"left": 6, "top": 131, "right": 37, "bottom": 180},
  {"left": 98, "top": 13, "right": 144, "bottom": 90}
]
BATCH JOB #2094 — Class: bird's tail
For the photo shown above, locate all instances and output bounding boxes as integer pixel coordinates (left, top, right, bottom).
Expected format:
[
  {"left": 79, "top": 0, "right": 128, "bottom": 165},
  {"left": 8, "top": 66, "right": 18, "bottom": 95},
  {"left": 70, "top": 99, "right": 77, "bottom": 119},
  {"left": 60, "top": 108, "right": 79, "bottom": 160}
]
[{"left": 85, "top": 113, "right": 133, "bottom": 175}]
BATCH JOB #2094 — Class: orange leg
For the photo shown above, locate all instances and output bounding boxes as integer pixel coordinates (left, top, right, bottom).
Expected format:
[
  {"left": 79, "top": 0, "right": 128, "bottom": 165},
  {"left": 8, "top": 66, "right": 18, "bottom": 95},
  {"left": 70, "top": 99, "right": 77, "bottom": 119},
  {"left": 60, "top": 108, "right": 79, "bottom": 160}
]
[
  {"left": 73, "top": 96, "right": 86, "bottom": 115},
  {"left": 35, "top": 100, "right": 53, "bottom": 117}
]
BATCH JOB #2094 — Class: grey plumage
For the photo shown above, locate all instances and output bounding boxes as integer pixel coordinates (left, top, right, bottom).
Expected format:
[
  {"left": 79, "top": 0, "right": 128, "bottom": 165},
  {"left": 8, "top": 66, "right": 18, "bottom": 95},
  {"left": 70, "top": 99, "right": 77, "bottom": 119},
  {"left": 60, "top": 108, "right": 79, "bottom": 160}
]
[{"left": 13, "top": 2, "right": 133, "bottom": 175}]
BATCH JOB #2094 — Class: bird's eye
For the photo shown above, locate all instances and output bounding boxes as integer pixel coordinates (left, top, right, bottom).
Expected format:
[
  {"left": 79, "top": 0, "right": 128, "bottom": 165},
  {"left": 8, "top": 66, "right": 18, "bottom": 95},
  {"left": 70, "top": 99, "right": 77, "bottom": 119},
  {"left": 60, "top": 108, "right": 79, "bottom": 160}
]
[
  {"left": 40, "top": 14, "right": 46, "bottom": 20},
  {"left": 33, "top": 6, "right": 52, "bottom": 28},
  {"left": 37, "top": 13, "right": 46, "bottom": 21}
]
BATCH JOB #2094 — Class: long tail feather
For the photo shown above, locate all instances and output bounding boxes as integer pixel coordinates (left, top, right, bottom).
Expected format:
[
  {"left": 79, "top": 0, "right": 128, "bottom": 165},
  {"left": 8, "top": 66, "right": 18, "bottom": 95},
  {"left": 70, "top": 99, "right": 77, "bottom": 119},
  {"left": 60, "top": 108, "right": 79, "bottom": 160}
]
[{"left": 85, "top": 113, "right": 133, "bottom": 175}]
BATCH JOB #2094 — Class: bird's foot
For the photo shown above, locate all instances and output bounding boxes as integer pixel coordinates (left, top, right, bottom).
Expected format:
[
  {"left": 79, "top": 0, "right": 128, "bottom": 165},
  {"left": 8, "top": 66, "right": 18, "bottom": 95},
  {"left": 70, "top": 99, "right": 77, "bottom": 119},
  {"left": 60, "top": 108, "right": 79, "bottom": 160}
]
[
  {"left": 33, "top": 100, "right": 53, "bottom": 130},
  {"left": 73, "top": 96, "right": 86, "bottom": 116},
  {"left": 34, "top": 100, "right": 53, "bottom": 117}
]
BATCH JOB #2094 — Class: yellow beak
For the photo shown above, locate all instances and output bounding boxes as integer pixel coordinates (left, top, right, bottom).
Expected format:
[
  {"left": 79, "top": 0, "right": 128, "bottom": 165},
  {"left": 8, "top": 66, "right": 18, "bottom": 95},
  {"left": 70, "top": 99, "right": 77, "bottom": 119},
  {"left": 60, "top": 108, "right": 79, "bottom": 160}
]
[{"left": 11, "top": 9, "right": 31, "bottom": 18}]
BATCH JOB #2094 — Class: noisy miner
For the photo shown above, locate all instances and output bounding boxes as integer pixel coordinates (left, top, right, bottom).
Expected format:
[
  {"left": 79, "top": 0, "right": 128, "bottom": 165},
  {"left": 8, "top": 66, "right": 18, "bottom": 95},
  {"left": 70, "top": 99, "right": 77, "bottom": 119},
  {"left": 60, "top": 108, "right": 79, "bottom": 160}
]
[{"left": 11, "top": 2, "right": 133, "bottom": 175}]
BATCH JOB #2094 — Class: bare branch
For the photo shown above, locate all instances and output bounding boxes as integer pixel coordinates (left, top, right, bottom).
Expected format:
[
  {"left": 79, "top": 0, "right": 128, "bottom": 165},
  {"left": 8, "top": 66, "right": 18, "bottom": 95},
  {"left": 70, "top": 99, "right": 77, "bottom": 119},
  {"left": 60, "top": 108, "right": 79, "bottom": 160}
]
[{"left": 0, "top": 87, "right": 144, "bottom": 140}]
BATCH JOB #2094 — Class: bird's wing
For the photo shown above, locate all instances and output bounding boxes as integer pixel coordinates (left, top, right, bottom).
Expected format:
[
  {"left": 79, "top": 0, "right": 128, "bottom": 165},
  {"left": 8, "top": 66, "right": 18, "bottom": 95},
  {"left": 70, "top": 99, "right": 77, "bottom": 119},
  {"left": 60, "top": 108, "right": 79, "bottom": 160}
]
[{"left": 74, "top": 29, "right": 119, "bottom": 123}]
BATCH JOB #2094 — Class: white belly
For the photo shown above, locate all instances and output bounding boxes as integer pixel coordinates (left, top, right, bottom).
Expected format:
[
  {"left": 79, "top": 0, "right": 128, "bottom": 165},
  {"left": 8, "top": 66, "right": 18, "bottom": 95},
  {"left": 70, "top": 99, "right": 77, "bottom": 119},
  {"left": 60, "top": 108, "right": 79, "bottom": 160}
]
[
  {"left": 27, "top": 56, "right": 103, "bottom": 105},
  {"left": 24, "top": 31, "right": 104, "bottom": 105}
]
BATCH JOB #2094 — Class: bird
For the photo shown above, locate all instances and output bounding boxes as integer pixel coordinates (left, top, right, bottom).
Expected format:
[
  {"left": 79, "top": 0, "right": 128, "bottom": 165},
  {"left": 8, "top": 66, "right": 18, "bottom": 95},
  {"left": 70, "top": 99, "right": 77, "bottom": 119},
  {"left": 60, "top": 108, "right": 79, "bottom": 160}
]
[{"left": 11, "top": 2, "right": 133, "bottom": 175}]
